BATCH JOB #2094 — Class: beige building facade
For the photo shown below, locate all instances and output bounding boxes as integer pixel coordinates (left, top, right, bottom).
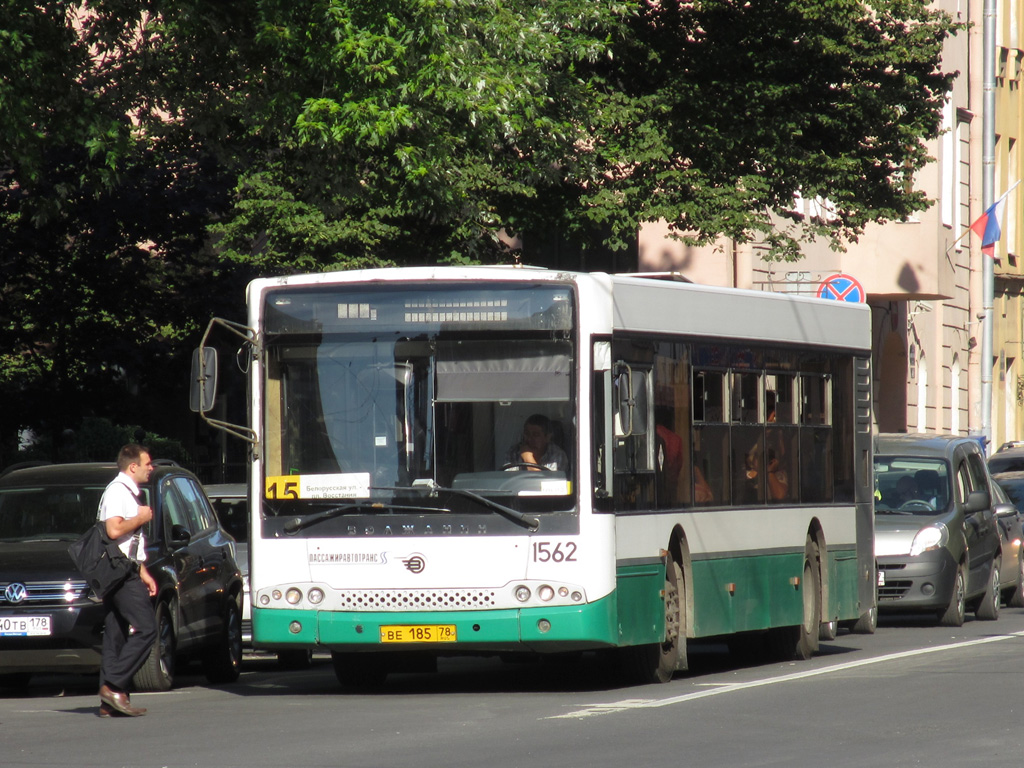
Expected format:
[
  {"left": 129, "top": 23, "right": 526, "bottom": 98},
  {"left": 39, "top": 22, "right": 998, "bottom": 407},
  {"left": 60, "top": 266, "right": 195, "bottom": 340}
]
[
  {"left": 638, "top": 0, "right": 1023, "bottom": 451},
  {"left": 991, "top": 0, "right": 1024, "bottom": 449}
]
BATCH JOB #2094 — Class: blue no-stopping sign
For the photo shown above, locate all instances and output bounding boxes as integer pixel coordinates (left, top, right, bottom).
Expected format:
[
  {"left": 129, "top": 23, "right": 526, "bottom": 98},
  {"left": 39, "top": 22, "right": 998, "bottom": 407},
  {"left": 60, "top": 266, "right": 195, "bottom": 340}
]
[{"left": 816, "top": 273, "right": 865, "bottom": 303}]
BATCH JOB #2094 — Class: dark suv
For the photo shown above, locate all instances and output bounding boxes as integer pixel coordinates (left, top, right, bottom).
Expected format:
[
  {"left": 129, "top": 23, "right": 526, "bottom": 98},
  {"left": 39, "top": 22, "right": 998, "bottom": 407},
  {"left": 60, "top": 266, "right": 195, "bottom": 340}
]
[
  {"left": 874, "top": 434, "right": 1004, "bottom": 626},
  {"left": 0, "top": 462, "right": 244, "bottom": 691}
]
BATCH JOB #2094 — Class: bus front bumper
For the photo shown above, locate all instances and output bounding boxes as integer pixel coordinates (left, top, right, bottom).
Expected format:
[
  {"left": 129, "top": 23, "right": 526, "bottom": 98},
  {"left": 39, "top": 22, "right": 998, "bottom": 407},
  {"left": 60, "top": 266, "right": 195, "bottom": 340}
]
[{"left": 252, "top": 596, "right": 621, "bottom": 653}]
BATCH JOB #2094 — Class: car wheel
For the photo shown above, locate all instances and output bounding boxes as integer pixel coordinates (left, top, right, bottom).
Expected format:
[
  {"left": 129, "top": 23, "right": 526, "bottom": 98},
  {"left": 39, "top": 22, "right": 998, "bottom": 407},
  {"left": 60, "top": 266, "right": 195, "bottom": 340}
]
[
  {"left": 938, "top": 564, "right": 966, "bottom": 627},
  {"left": 134, "top": 600, "right": 176, "bottom": 692},
  {"left": 976, "top": 560, "right": 1001, "bottom": 621},
  {"left": 1008, "top": 554, "right": 1024, "bottom": 608},
  {"left": 203, "top": 597, "right": 243, "bottom": 684}
]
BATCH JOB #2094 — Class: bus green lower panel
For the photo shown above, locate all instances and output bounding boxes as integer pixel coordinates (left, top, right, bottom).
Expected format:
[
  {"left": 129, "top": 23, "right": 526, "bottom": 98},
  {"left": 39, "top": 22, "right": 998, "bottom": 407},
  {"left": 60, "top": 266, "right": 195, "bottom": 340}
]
[
  {"left": 615, "top": 561, "right": 665, "bottom": 646},
  {"left": 252, "top": 596, "right": 619, "bottom": 653},
  {"left": 689, "top": 548, "right": 860, "bottom": 637},
  {"left": 825, "top": 549, "right": 860, "bottom": 623},
  {"left": 690, "top": 552, "right": 804, "bottom": 637}
]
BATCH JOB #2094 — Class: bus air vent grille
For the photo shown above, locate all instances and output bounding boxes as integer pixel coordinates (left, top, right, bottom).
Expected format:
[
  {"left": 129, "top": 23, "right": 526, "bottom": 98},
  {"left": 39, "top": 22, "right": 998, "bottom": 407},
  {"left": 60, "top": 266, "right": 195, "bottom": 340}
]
[{"left": 337, "top": 589, "right": 498, "bottom": 610}]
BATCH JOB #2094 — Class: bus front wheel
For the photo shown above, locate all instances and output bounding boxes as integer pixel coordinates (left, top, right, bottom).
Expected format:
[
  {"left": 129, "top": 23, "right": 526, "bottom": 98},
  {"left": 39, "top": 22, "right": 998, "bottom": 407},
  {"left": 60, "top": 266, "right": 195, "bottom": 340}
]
[{"left": 619, "top": 557, "right": 686, "bottom": 684}]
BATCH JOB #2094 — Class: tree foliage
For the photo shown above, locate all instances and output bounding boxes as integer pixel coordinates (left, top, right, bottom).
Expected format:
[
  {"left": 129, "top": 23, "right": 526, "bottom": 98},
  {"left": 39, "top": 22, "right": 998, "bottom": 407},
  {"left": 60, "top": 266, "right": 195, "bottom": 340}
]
[
  {"left": 595, "top": 0, "right": 960, "bottom": 259},
  {"left": 0, "top": 0, "right": 959, "bottom": 462}
]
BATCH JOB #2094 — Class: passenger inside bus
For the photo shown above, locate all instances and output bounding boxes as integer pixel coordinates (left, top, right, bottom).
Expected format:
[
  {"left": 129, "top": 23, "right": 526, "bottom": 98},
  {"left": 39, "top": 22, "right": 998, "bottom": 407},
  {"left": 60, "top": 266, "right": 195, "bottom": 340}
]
[
  {"left": 505, "top": 414, "right": 569, "bottom": 472},
  {"left": 654, "top": 407, "right": 684, "bottom": 502},
  {"left": 742, "top": 397, "right": 792, "bottom": 504}
]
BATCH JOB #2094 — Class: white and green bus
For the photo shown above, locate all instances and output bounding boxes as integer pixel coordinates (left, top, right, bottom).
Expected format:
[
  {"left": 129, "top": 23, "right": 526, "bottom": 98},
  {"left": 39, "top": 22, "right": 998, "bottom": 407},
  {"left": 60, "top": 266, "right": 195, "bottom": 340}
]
[{"left": 192, "top": 266, "right": 875, "bottom": 686}]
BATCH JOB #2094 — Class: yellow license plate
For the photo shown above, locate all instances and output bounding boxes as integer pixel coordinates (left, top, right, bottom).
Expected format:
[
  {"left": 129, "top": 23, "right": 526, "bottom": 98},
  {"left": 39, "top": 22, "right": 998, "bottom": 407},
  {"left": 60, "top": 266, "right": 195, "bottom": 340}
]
[{"left": 379, "top": 624, "right": 457, "bottom": 643}]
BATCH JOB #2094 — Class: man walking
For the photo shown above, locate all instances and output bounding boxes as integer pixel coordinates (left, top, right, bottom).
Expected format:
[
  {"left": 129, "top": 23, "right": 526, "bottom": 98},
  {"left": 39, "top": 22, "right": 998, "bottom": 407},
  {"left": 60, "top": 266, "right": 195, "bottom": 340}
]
[{"left": 97, "top": 443, "right": 158, "bottom": 717}]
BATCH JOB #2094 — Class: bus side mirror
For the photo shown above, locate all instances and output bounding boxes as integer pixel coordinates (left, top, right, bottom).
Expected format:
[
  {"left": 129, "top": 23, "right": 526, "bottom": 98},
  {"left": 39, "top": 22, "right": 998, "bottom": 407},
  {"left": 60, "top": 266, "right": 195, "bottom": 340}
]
[
  {"left": 613, "top": 364, "right": 649, "bottom": 437},
  {"left": 190, "top": 347, "right": 218, "bottom": 414}
]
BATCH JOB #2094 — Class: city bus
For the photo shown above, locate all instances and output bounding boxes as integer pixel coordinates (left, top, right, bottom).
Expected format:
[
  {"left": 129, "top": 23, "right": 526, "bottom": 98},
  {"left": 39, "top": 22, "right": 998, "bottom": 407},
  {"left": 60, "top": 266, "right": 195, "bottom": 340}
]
[{"left": 191, "top": 265, "right": 875, "bottom": 686}]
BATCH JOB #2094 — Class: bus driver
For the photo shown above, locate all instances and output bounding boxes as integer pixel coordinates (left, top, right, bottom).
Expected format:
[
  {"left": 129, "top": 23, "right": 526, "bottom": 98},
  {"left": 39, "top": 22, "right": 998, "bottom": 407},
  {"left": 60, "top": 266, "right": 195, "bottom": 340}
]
[{"left": 506, "top": 414, "right": 569, "bottom": 472}]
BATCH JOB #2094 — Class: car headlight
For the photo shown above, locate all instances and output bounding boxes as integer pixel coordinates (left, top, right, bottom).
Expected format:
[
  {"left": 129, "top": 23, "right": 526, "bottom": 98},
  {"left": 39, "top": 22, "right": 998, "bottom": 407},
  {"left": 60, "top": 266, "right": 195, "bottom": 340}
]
[{"left": 910, "top": 524, "right": 948, "bottom": 557}]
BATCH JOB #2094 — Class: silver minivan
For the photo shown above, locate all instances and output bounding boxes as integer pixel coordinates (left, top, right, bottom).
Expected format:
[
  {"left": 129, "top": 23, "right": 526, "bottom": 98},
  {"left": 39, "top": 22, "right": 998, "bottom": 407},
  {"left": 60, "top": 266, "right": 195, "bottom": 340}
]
[{"left": 874, "top": 434, "right": 1003, "bottom": 626}]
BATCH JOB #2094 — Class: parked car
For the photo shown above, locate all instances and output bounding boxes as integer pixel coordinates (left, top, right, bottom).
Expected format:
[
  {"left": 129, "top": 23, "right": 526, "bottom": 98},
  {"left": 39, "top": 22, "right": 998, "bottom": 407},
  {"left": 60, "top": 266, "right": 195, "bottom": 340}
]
[
  {"left": 873, "top": 434, "right": 1002, "bottom": 626},
  {"left": 0, "top": 462, "right": 244, "bottom": 691},
  {"left": 204, "top": 482, "right": 310, "bottom": 669},
  {"left": 990, "top": 470, "right": 1024, "bottom": 607},
  {"left": 204, "top": 483, "right": 249, "bottom": 639},
  {"left": 987, "top": 444, "right": 1024, "bottom": 474}
]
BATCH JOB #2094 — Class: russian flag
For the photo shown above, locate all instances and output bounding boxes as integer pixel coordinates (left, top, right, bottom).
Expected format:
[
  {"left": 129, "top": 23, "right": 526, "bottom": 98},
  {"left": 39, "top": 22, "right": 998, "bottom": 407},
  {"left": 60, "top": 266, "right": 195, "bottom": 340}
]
[{"left": 970, "top": 181, "right": 1020, "bottom": 259}]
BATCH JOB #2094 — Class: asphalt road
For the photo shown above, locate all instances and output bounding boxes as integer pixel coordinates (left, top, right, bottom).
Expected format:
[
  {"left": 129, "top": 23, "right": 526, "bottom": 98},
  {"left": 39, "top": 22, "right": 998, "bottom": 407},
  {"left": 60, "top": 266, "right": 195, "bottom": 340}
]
[{"left": 4, "top": 607, "right": 1024, "bottom": 768}]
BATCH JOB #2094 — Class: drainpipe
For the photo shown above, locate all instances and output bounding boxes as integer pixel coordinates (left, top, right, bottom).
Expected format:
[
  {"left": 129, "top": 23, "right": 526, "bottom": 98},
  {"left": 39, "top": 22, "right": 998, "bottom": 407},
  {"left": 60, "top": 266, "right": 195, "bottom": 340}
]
[{"left": 980, "top": 0, "right": 996, "bottom": 451}]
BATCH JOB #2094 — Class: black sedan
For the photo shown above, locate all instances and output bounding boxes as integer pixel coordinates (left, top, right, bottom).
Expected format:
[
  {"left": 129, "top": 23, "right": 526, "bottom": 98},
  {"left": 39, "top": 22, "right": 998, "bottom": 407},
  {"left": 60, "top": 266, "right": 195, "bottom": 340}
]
[{"left": 0, "top": 462, "right": 243, "bottom": 691}]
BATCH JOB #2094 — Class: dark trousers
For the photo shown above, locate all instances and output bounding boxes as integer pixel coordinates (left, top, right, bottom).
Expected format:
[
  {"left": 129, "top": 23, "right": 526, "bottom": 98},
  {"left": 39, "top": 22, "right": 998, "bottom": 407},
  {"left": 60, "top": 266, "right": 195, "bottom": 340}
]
[{"left": 100, "top": 571, "right": 157, "bottom": 691}]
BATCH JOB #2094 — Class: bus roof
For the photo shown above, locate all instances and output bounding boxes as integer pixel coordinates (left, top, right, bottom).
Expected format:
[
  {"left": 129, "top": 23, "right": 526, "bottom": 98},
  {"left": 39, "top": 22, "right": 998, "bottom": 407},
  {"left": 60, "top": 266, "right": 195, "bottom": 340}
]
[{"left": 247, "top": 265, "right": 871, "bottom": 353}]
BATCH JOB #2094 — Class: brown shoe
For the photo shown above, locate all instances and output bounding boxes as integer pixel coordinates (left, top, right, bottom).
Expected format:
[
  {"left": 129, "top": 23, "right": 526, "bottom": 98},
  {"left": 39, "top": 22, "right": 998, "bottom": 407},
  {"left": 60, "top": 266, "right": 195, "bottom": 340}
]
[{"left": 99, "top": 684, "right": 147, "bottom": 717}]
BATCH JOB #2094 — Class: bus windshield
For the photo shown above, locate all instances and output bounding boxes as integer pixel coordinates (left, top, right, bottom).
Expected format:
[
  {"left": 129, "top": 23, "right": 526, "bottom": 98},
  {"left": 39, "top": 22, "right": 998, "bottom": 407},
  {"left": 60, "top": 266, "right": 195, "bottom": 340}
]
[{"left": 261, "top": 282, "right": 576, "bottom": 515}]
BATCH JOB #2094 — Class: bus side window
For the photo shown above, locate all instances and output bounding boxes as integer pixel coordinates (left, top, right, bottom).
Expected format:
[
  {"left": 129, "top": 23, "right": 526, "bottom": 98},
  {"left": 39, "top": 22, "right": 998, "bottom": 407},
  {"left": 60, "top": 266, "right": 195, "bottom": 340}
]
[
  {"left": 693, "top": 425, "right": 729, "bottom": 506},
  {"left": 692, "top": 369, "right": 729, "bottom": 506}
]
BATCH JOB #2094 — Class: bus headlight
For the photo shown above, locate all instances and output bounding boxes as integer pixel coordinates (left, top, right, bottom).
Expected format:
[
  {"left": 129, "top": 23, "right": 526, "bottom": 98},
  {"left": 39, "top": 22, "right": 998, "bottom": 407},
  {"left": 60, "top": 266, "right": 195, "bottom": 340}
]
[
  {"left": 538, "top": 585, "right": 555, "bottom": 602},
  {"left": 515, "top": 585, "right": 531, "bottom": 602},
  {"left": 308, "top": 588, "right": 325, "bottom": 605},
  {"left": 285, "top": 588, "right": 303, "bottom": 605}
]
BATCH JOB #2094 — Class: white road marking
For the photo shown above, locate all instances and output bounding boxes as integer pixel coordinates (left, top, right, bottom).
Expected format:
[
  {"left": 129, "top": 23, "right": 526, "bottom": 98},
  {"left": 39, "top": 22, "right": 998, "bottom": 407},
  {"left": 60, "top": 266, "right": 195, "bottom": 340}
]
[{"left": 549, "top": 631, "right": 1024, "bottom": 719}]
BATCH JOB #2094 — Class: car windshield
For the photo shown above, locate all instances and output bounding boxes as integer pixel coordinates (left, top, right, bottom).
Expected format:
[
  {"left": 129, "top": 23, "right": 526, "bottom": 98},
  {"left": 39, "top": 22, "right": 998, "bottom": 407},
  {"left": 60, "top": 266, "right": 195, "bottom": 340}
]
[
  {"left": 873, "top": 457, "right": 951, "bottom": 515},
  {"left": 989, "top": 453, "right": 1024, "bottom": 474},
  {"left": 0, "top": 485, "right": 105, "bottom": 541},
  {"left": 259, "top": 281, "right": 577, "bottom": 518}
]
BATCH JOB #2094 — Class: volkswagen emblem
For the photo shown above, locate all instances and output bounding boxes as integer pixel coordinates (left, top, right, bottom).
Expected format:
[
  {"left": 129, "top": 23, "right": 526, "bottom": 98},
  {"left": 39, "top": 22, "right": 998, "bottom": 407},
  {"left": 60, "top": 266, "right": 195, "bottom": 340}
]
[{"left": 4, "top": 583, "right": 28, "bottom": 604}]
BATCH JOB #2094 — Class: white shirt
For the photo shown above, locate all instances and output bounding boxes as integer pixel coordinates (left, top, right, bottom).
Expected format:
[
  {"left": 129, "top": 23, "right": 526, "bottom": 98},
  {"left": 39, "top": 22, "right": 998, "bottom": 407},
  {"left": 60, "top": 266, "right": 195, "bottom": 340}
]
[{"left": 98, "top": 472, "right": 147, "bottom": 562}]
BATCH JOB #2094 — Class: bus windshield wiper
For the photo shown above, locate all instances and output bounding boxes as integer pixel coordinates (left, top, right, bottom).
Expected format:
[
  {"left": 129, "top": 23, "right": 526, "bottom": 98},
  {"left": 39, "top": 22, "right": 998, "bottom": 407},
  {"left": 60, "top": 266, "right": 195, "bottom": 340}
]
[
  {"left": 283, "top": 501, "right": 452, "bottom": 534},
  {"left": 379, "top": 482, "right": 539, "bottom": 531}
]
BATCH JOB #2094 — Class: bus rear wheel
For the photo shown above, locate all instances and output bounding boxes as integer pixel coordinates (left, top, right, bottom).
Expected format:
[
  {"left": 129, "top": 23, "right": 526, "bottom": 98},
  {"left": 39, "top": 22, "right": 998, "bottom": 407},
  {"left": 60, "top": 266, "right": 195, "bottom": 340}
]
[{"left": 767, "top": 540, "right": 820, "bottom": 661}]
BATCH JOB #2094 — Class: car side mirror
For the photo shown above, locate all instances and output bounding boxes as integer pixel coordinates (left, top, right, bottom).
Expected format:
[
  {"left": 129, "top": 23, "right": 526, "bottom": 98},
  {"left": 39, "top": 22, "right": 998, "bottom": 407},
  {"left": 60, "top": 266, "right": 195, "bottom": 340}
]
[
  {"left": 995, "top": 502, "right": 1017, "bottom": 519},
  {"left": 964, "top": 489, "right": 991, "bottom": 515},
  {"left": 169, "top": 524, "right": 191, "bottom": 548}
]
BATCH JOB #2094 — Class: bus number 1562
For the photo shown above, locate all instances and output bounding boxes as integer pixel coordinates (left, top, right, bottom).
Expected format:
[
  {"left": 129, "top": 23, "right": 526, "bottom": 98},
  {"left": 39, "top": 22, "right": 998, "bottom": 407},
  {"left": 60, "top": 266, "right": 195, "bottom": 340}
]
[{"left": 531, "top": 541, "right": 577, "bottom": 563}]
